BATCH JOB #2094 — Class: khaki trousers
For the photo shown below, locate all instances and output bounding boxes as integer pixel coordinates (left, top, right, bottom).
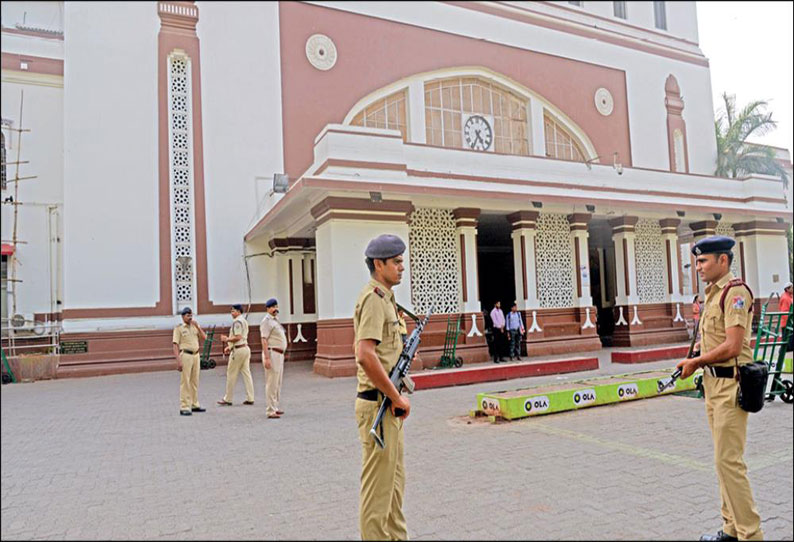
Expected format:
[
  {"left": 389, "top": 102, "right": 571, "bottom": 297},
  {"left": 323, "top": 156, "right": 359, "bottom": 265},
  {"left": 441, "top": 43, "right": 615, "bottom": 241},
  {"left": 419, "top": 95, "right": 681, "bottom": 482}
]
[
  {"left": 703, "top": 373, "right": 763, "bottom": 541},
  {"left": 223, "top": 346, "right": 254, "bottom": 403},
  {"left": 179, "top": 352, "right": 200, "bottom": 410},
  {"left": 265, "top": 350, "right": 284, "bottom": 415},
  {"left": 355, "top": 397, "right": 408, "bottom": 541}
]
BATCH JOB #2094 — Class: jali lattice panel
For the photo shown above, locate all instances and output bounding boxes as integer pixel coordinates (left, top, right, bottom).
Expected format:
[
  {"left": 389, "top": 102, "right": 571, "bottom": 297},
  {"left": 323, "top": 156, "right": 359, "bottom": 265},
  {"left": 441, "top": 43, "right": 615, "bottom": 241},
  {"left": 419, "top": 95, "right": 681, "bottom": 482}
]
[
  {"left": 535, "top": 213, "right": 574, "bottom": 308},
  {"left": 715, "top": 222, "right": 741, "bottom": 278},
  {"left": 408, "top": 208, "right": 460, "bottom": 314},
  {"left": 634, "top": 218, "right": 667, "bottom": 304}
]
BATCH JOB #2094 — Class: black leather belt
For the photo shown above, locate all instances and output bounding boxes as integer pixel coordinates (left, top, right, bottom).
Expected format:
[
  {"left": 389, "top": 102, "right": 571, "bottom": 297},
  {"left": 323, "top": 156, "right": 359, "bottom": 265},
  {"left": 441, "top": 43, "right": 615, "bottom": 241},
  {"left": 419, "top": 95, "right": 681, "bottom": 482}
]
[
  {"left": 231, "top": 344, "right": 248, "bottom": 350},
  {"left": 180, "top": 349, "right": 196, "bottom": 355},
  {"left": 707, "top": 365, "right": 735, "bottom": 378},
  {"left": 269, "top": 347, "right": 285, "bottom": 354},
  {"left": 357, "top": 389, "right": 380, "bottom": 401}
]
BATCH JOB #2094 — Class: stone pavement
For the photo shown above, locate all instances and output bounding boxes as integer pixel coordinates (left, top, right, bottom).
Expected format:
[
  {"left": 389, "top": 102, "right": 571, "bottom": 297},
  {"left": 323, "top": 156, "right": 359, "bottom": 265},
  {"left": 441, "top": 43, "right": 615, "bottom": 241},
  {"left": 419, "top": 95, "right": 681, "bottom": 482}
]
[{"left": 1, "top": 354, "right": 792, "bottom": 540}]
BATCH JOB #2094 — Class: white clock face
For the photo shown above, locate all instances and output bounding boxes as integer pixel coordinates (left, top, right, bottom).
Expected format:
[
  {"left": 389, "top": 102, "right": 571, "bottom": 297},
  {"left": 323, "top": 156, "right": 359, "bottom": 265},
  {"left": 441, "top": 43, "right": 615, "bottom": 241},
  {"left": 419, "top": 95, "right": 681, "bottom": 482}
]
[{"left": 463, "top": 115, "right": 493, "bottom": 151}]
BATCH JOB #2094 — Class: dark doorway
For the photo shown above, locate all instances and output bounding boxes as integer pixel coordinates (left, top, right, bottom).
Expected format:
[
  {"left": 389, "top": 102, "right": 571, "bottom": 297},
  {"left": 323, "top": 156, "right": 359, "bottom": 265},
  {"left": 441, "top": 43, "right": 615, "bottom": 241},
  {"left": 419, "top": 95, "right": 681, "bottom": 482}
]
[
  {"left": 476, "top": 214, "right": 516, "bottom": 312},
  {"left": 588, "top": 219, "right": 617, "bottom": 346}
]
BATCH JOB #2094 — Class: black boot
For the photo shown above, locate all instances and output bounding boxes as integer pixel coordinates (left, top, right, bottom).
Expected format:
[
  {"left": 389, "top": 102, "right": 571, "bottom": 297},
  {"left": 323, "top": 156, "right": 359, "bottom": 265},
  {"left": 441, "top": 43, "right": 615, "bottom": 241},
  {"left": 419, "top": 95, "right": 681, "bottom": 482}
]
[{"left": 699, "top": 530, "right": 738, "bottom": 542}]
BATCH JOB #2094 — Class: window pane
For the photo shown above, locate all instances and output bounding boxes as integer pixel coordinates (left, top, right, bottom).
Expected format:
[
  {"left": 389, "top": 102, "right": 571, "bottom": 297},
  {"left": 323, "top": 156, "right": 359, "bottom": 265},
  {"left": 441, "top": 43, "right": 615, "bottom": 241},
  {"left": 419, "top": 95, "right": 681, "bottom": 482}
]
[{"left": 654, "top": 1, "right": 666, "bottom": 29}]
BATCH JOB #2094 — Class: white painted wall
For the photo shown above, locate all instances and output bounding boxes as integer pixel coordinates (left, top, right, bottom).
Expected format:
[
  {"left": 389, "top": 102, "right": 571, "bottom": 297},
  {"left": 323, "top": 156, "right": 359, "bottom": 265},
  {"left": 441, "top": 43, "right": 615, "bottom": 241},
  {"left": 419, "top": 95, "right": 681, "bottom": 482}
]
[
  {"left": 313, "top": 2, "right": 717, "bottom": 173},
  {"left": 62, "top": 2, "right": 160, "bottom": 309},
  {"left": 316, "top": 220, "right": 411, "bottom": 320},
  {"left": 197, "top": 1, "right": 284, "bottom": 306},
  {"left": 0, "top": 76, "right": 63, "bottom": 317}
]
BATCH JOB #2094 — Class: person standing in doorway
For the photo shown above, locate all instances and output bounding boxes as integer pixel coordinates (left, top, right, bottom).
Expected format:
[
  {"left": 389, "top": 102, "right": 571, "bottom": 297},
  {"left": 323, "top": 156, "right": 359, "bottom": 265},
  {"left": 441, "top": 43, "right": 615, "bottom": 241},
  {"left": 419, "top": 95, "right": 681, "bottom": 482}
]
[
  {"left": 505, "top": 302, "right": 525, "bottom": 361},
  {"left": 173, "top": 307, "right": 206, "bottom": 416},
  {"left": 217, "top": 304, "right": 255, "bottom": 406},
  {"left": 490, "top": 301, "right": 506, "bottom": 363},
  {"left": 260, "top": 298, "right": 287, "bottom": 419}
]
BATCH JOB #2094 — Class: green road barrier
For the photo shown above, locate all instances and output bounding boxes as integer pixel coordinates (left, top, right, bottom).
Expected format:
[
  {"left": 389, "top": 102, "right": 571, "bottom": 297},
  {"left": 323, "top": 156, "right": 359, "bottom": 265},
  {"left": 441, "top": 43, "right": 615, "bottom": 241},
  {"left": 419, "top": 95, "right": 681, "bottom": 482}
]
[{"left": 473, "top": 369, "right": 697, "bottom": 421}]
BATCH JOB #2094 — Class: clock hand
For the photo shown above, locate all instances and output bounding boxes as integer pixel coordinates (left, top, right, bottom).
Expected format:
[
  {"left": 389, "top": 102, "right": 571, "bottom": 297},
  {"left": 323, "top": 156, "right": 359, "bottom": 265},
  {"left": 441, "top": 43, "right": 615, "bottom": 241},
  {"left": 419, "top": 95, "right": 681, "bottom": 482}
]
[{"left": 474, "top": 133, "right": 484, "bottom": 147}]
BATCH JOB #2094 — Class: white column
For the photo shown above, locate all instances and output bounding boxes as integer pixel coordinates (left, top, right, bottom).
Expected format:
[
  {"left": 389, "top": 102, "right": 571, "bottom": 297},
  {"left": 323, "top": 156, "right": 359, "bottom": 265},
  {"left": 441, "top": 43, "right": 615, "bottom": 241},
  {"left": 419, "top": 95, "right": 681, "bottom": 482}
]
[
  {"left": 453, "top": 208, "right": 481, "bottom": 314},
  {"left": 568, "top": 213, "right": 593, "bottom": 307},
  {"left": 688, "top": 220, "right": 717, "bottom": 299},
  {"left": 660, "top": 219, "right": 682, "bottom": 303},
  {"left": 407, "top": 79, "right": 426, "bottom": 144},
  {"left": 507, "top": 211, "right": 540, "bottom": 310},
  {"left": 610, "top": 217, "right": 639, "bottom": 306},
  {"left": 529, "top": 99, "right": 546, "bottom": 156},
  {"left": 287, "top": 252, "right": 304, "bottom": 324},
  {"left": 735, "top": 221, "right": 790, "bottom": 299},
  {"left": 315, "top": 219, "right": 412, "bottom": 320}
]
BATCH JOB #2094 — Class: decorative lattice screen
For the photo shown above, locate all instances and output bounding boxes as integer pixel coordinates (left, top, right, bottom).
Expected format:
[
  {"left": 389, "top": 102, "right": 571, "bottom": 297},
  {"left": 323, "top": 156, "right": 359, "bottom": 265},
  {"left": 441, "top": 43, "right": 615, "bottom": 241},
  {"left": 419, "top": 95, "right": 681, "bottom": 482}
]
[
  {"left": 634, "top": 218, "right": 667, "bottom": 304},
  {"left": 408, "top": 208, "right": 460, "bottom": 314},
  {"left": 169, "top": 54, "right": 195, "bottom": 306},
  {"left": 715, "top": 222, "right": 741, "bottom": 278},
  {"left": 535, "top": 213, "right": 574, "bottom": 308}
]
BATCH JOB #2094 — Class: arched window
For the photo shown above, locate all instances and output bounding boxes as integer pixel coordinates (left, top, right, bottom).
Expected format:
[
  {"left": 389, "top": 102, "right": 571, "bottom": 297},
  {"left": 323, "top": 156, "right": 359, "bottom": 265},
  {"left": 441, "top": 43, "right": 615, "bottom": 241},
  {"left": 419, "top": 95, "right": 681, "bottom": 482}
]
[
  {"left": 424, "top": 77, "right": 529, "bottom": 155},
  {"left": 544, "top": 115, "right": 585, "bottom": 161},
  {"left": 350, "top": 89, "right": 407, "bottom": 140}
]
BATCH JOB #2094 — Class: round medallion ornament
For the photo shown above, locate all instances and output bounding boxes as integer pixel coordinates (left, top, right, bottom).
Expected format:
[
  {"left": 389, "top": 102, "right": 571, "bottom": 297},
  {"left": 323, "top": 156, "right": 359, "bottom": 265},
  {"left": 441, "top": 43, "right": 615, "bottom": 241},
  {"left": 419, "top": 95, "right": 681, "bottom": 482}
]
[
  {"left": 305, "top": 34, "right": 337, "bottom": 71},
  {"left": 594, "top": 87, "right": 614, "bottom": 116}
]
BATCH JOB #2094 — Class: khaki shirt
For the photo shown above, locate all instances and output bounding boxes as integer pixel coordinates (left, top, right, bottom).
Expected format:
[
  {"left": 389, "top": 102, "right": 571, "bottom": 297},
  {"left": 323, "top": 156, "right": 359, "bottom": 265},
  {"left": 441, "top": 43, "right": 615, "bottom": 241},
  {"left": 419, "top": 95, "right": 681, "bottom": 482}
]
[
  {"left": 260, "top": 313, "right": 288, "bottom": 350},
  {"left": 701, "top": 272, "right": 754, "bottom": 367},
  {"left": 172, "top": 322, "right": 200, "bottom": 352},
  {"left": 353, "top": 278, "right": 403, "bottom": 394},
  {"left": 229, "top": 314, "right": 249, "bottom": 347}
]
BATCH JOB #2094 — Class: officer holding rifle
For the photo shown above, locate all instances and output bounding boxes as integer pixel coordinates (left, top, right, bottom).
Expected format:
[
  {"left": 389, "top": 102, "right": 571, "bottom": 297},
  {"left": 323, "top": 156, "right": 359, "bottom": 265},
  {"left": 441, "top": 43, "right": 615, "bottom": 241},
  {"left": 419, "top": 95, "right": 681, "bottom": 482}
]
[{"left": 353, "top": 234, "right": 412, "bottom": 541}]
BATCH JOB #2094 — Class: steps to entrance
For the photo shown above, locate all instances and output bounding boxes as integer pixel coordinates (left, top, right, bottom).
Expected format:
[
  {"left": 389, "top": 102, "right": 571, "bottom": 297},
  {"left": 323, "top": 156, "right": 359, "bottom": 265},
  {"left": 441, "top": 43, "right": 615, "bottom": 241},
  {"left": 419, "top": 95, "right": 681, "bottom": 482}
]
[
  {"left": 472, "top": 369, "right": 698, "bottom": 421},
  {"left": 411, "top": 357, "right": 599, "bottom": 391},
  {"left": 612, "top": 337, "right": 759, "bottom": 364},
  {"left": 611, "top": 344, "right": 689, "bottom": 364}
]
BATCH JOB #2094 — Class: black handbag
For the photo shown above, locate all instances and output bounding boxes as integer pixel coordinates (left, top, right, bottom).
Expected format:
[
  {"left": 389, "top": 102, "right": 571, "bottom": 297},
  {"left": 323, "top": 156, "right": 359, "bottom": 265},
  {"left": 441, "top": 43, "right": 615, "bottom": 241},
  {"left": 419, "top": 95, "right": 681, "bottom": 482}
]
[{"left": 736, "top": 360, "right": 769, "bottom": 413}]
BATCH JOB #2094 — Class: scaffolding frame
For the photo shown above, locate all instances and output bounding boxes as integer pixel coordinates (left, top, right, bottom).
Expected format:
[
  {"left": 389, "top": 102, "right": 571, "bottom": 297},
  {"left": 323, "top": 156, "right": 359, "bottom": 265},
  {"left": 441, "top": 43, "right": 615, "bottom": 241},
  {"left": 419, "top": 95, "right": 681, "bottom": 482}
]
[{"left": 1, "top": 90, "right": 61, "bottom": 359}]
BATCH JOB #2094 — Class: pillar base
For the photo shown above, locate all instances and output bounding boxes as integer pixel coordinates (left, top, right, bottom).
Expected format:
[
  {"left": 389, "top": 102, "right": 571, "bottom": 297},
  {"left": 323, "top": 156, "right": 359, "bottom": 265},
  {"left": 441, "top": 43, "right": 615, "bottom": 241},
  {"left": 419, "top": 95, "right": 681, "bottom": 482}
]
[
  {"left": 313, "top": 313, "right": 490, "bottom": 377},
  {"left": 611, "top": 303, "right": 689, "bottom": 347},
  {"left": 522, "top": 307, "right": 602, "bottom": 357}
]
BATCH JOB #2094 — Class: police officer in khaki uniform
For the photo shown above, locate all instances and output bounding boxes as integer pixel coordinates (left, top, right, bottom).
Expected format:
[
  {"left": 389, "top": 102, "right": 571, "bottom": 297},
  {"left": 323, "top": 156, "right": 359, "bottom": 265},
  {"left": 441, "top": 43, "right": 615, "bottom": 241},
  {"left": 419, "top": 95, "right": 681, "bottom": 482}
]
[
  {"left": 217, "top": 304, "right": 255, "bottom": 406},
  {"left": 260, "top": 297, "right": 287, "bottom": 419},
  {"left": 172, "top": 307, "right": 207, "bottom": 416},
  {"left": 353, "top": 234, "right": 411, "bottom": 541},
  {"left": 676, "top": 236, "right": 763, "bottom": 542}
]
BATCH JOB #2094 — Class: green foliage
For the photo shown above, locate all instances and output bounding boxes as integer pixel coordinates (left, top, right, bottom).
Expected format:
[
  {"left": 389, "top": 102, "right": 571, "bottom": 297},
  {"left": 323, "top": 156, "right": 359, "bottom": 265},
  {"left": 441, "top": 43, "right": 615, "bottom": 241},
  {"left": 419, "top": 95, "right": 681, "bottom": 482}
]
[{"left": 714, "top": 93, "right": 789, "bottom": 184}]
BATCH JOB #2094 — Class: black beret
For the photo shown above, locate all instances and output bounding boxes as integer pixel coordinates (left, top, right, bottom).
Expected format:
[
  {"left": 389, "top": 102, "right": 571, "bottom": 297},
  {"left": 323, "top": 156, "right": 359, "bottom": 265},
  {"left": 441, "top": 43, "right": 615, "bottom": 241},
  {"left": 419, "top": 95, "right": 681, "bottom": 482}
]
[
  {"left": 180, "top": 307, "right": 192, "bottom": 315},
  {"left": 265, "top": 298, "right": 278, "bottom": 308},
  {"left": 692, "top": 235, "right": 735, "bottom": 256},
  {"left": 231, "top": 304, "right": 244, "bottom": 312},
  {"left": 365, "top": 234, "right": 406, "bottom": 259}
]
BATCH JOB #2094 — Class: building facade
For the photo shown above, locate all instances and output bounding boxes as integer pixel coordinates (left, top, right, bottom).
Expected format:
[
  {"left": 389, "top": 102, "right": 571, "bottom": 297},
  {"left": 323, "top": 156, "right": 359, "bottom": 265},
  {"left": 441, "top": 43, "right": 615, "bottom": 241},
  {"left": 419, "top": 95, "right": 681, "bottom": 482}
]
[{"left": 2, "top": 1, "right": 791, "bottom": 377}]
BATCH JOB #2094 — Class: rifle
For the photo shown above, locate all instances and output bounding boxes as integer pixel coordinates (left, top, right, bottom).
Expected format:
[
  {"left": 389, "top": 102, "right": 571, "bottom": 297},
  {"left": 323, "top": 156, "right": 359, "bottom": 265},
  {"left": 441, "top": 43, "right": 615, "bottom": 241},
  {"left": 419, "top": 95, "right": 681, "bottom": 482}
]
[
  {"left": 369, "top": 305, "right": 434, "bottom": 449},
  {"left": 657, "top": 314, "right": 701, "bottom": 393}
]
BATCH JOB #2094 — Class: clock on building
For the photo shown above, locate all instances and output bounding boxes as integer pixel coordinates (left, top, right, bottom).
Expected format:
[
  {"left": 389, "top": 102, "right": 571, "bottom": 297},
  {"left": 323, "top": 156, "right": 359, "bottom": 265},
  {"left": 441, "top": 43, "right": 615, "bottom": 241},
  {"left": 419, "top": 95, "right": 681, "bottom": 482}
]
[{"left": 463, "top": 114, "right": 493, "bottom": 151}]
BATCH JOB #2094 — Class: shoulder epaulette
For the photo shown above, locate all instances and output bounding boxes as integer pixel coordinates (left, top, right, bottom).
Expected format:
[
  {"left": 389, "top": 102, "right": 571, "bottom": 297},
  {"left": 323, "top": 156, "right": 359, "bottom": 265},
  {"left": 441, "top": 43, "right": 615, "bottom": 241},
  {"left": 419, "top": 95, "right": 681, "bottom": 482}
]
[{"left": 373, "top": 287, "right": 385, "bottom": 298}]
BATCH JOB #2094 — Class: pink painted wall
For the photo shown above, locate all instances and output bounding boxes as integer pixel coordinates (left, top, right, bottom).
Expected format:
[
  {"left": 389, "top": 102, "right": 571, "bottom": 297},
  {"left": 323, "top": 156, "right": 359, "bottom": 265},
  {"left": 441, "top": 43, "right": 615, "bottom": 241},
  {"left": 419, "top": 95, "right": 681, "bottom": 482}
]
[{"left": 279, "top": 2, "right": 632, "bottom": 180}]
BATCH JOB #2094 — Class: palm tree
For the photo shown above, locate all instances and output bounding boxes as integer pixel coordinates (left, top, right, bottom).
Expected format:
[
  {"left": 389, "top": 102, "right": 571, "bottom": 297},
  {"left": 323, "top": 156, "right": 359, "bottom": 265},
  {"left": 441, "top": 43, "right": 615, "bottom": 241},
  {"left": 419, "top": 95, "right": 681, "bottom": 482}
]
[{"left": 714, "top": 92, "right": 788, "bottom": 183}]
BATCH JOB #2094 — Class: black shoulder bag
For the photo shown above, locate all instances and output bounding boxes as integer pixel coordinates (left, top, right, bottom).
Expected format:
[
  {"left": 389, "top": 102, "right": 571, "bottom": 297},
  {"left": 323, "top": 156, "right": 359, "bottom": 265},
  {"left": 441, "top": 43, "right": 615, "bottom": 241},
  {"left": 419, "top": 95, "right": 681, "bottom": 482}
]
[{"left": 720, "top": 279, "right": 768, "bottom": 413}]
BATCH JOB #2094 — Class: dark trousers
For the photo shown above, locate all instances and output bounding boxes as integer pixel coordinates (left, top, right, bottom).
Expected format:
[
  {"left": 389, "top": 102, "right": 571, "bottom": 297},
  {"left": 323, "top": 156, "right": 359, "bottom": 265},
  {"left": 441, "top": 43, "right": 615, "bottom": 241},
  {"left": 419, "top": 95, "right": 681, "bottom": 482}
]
[
  {"left": 508, "top": 329, "right": 522, "bottom": 358},
  {"left": 492, "top": 328, "right": 507, "bottom": 361}
]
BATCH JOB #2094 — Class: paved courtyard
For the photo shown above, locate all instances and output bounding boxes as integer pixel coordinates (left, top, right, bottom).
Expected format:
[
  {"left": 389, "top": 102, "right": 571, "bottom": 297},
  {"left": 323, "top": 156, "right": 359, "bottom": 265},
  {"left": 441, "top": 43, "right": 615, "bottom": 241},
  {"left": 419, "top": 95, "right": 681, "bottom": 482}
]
[{"left": 1, "top": 355, "right": 792, "bottom": 540}]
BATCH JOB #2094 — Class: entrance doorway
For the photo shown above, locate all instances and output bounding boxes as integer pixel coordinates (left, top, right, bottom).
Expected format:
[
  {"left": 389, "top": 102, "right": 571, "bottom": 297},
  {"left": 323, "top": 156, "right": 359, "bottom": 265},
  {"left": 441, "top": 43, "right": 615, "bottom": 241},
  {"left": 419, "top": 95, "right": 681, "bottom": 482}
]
[
  {"left": 587, "top": 220, "right": 617, "bottom": 346},
  {"left": 476, "top": 214, "right": 516, "bottom": 313}
]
